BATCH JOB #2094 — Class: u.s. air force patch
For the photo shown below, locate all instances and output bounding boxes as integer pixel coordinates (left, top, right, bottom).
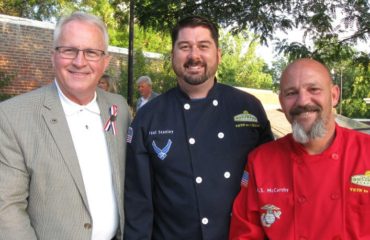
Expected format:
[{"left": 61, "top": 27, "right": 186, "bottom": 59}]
[
  {"left": 234, "top": 111, "right": 260, "bottom": 128},
  {"left": 261, "top": 204, "right": 281, "bottom": 227},
  {"left": 152, "top": 139, "right": 172, "bottom": 160}
]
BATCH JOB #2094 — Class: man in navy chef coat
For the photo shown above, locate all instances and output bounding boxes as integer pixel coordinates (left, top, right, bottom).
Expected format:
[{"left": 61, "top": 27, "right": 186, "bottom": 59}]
[{"left": 124, "top": 15, "right": 273, "bottom": 240}]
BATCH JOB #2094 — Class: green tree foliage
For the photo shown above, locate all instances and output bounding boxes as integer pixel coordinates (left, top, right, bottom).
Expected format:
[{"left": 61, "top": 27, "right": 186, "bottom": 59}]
[
  {"left": 264, "top": 56, "right": 288, "bottom": 92},
  {"left": 278, "top": 36, "right": 370, "bottom": 118},
  {"left": 218, "top": 30, "right": 273, "bottom": 89},
  {"left": 2, "top": 0, "right": 368, "bottom": 59},
  {"left": 117, "top": 49, "right": 176, "bottom": 102},
  {"left": 133, "top": 0, "right": 369, "bottom": 47},
  {"left": 0, "top": 70, "right": 14, "bottom": 101},
  {"left": 339, "top": 63, "right": 370, "bottom": 118},
  {"left": 0, "top": 0, "right": 60, "bottom": 20},
  {"left": 0, "top": 0, "right": 99, "bottom": 21},
  {"left": 6, "top": 0, "right": 368, "bottom": 117}
]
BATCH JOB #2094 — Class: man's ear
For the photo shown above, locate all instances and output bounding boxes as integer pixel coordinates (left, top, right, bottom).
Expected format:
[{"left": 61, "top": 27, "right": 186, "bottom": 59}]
[
  {"left": 217, "top": 48, "right": 222, "bottom": 65},
  {"left": 331, "top": 85, "right": 340, "bottom": 108},
  {"left": 103, "top": 55, "right": 112, "bottom": 71}
]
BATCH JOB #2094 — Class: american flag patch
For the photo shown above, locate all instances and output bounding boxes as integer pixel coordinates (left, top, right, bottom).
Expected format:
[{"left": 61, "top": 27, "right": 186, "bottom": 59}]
[
  {"left": 241, "top": 170, "right": 249, "bottom": 188},
  {"left": 126, "top": 127, "right": 133, "bottom": 143}
]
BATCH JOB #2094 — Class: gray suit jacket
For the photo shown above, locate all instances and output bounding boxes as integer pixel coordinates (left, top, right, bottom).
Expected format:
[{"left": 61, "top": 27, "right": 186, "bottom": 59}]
[
  {"left": 136, "top": 91, "right": 159, "bottom": 111},
  {"left": 0, "top": 83, "right": 130, "bottom": 240}
]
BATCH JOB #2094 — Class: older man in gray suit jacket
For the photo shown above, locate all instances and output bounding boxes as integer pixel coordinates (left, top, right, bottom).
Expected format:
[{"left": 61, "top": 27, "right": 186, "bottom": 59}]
[
  {"left": 0, "top": 12, "right": 130, "bottom": 240},
  {"left": 136, "top": 75, "right": 159, "bottom": 111}
]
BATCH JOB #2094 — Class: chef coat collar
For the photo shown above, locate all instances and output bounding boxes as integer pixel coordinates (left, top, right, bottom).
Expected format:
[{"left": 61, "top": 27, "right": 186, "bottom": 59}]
[
  {"left": 289, "top": 123, "right": 341, "bottom": 159},
  {"left": 176, "top": 78, "right": 218, "bottom": 100}
]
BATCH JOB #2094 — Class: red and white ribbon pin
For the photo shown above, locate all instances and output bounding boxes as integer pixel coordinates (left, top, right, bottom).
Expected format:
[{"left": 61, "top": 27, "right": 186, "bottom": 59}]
[{"left": 104, "top": 105, "right": 118, "bottom": 135}]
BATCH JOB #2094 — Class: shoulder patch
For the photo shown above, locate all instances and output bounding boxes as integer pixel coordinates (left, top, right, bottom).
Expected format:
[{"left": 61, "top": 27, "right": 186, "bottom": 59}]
[
  {"left": 241, "top": 170, "right": 249, "bottom": 188},
  {"left": 126, "top": 127, "right": 133, "bottom": 143}
]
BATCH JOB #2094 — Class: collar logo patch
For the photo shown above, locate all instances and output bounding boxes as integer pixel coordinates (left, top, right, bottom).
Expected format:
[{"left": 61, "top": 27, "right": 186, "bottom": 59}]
[
  {"left": 234, "top": 111, "right": 258, "bottom": 123},
  {"left": 351, "top": 171, "right": 370, "bottom": 187},
  {"left": 261, "top": 204, "right": 281, "bottom": 228},
  {"left": 152, "top": 139, "right": 172, "bottom": 160}
]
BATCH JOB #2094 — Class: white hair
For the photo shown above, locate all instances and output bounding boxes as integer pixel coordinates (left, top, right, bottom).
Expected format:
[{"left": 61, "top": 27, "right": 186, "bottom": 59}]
[
  {"left": 136, "top": 75, "right": 152, "bottom": 85},
  {"left": 53, "top": 12, "right": 109, "bottom": 51}
]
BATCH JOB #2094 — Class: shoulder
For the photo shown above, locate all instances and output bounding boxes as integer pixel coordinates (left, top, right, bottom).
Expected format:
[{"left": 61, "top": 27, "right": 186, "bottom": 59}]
[
  {"left": 137, "top": 88, "right": 175, "bottom": 110},
  {"left": 338, "top": 125, "right": 370, "bottom": 143},
  {"left": 249, "top": 135, "right": 291, "bottom": 161},
  {"left": 217, "top": 83, "right": 262, "bottom": 104},
  {"left": 132, "top": 88, "right": 177, "bottom": 123},
  {"left": 0, "top": 84, "right": 51, "bottom": 112},
  {"left": 97, "top": 89, "right": 128, "bottom": 107}
]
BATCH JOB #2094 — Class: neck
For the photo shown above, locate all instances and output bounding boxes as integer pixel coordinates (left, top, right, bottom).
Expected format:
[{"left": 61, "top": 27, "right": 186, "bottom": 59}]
[
  {"left": 143, "top": 93, "right": 151, "bottom": 99},
  {"left": 178, "top": 78, "right": 215, "bottom": 99},
  {"left": 303, "top": 123, "right": 336, "bottom": 155}
]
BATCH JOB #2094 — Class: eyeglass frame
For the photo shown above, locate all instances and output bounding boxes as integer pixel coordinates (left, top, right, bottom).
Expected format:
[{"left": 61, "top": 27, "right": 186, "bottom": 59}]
[{"left": 54, "top": 46, "right": 107, "bottom": 61}]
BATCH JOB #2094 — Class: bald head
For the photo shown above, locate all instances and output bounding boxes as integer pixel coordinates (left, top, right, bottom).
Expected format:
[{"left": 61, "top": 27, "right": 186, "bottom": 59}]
[{"left": 280, "top": 58, "right": 333, "bottom": 91}]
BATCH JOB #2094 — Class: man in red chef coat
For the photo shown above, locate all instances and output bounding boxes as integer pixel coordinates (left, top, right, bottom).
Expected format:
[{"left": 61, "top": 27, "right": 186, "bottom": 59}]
[{"left": 230, "top": 58, "right": 370, "bottom": 240}]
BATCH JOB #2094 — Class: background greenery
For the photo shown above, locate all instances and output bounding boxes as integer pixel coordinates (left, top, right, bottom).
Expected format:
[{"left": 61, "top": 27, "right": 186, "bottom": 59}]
[{"left": 0, "top": 0, "right": 369, "bottom": 117}]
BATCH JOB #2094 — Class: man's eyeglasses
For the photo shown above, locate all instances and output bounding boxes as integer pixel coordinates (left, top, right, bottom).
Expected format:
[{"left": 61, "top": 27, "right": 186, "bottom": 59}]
[{"left": 55, "top": 47, "right": 106, "bottom": 61}]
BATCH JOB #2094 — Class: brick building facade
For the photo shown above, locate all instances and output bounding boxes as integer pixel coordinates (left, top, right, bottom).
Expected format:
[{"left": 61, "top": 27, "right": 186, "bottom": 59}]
[{"left": 0, "top": 14, "right": 160, "bottom": 97}]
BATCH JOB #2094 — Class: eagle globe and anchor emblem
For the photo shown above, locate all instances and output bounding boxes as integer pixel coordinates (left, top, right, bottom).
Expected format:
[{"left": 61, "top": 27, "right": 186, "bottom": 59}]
[{"left": 260, "top": 204, "right": 282, "bottom": 227}]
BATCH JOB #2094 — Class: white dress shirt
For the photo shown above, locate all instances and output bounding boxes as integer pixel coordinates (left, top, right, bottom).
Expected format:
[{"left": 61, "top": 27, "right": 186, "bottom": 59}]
[
  {"left": 56, "top": 81, "right": 118, "bottom": 240},
  {"left": 138, "top": 97, "right": 149, "bottom": 109}
]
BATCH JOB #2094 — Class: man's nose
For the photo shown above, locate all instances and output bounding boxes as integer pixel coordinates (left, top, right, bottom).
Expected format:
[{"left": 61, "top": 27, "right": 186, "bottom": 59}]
[
  {"left": 188, "top": 46, "right": 201, "bottom": 59},
  {"left": 72, "top": 50, "right": 88, "bottom": 66},
  {"left": 296, "top": 91, "right": 310, "bottom": 106}
]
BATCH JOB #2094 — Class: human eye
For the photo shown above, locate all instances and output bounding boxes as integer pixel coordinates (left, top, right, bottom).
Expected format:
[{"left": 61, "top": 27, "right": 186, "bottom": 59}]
[
  {"left": 61, "top": 47, "right": 77, "bottom": 56},
  {"left": 85, "top": 49, "right": 101, "bottom": 58},
  {"left": 178, "top": 43, "right": 190, "bottom": 51},
  {"left": 284, "top": 90, "right": 297, "bottom": 97},
  {"left": 199, "top": 43, "right": 210, "bottom": 50},
  {"left": 310, "top": 87, "right": 321, "bottom": 94}
]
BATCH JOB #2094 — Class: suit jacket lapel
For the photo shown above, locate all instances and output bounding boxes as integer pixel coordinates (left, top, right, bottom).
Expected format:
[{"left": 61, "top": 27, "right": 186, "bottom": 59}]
[
  {"left": 41, "top": 83, "right": 89, "bottom": 209},
  {"left": 96, "top": 91, "right": 121, "bottom": 201}
]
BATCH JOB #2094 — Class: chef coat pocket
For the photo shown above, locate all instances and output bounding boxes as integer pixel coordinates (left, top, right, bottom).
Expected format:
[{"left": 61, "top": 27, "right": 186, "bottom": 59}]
[
  {"left": 347, "top": 187, "right": 370, "bottom": 230},
  {"left": 347, "top": 200, "right": 370, "bottom": 237}
]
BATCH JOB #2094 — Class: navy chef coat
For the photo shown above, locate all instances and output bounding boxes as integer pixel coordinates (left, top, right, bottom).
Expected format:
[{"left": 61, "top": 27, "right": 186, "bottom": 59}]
[{"left": 124, "top": 82, "right": 273, "bottom": 240}]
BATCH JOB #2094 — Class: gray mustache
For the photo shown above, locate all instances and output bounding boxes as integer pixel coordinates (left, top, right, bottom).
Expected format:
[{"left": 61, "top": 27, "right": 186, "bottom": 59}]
[{"left": 290, "top": 105, "right": 322, "bottom": 116}]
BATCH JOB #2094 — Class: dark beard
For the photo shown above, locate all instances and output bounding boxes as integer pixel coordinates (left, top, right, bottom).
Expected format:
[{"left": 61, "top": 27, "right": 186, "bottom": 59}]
[
  {"left": 183, "top": 73, "right": 209, "bottom": 85},
  {"left": 182, "top": 59, "right": 209, "bottom": 85}
]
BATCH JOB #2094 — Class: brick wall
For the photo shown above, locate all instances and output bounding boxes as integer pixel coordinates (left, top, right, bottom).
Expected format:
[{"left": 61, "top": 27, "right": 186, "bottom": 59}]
[
  {"left": 0, "top": 15, "right": 55, "bottom": 95},
  {"left": 0, "top": 14, "right": 160, "bottom": 97}
]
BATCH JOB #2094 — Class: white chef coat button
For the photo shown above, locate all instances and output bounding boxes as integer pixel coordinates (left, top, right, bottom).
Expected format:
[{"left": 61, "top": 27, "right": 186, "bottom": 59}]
[
  {"left": 201, "top": 217, "right": 209, "bottom": 225},
  {"left": 184, "top": 103, "right": 191, "bottom": 110},
  {"left": 218, "top": 132, "right": 224, "bottom": 139},
  {"left": 212, "top": 100, "right": 218, "bottom": 106},
  {"left": 189, "top": 138, "right": 195, "bottom": 145},
  {"left": 196, "top": 177, "right": 203, "bottom": 184},
  {"left": 224, "top": 171, "right": 231, "bottom": 179}
]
